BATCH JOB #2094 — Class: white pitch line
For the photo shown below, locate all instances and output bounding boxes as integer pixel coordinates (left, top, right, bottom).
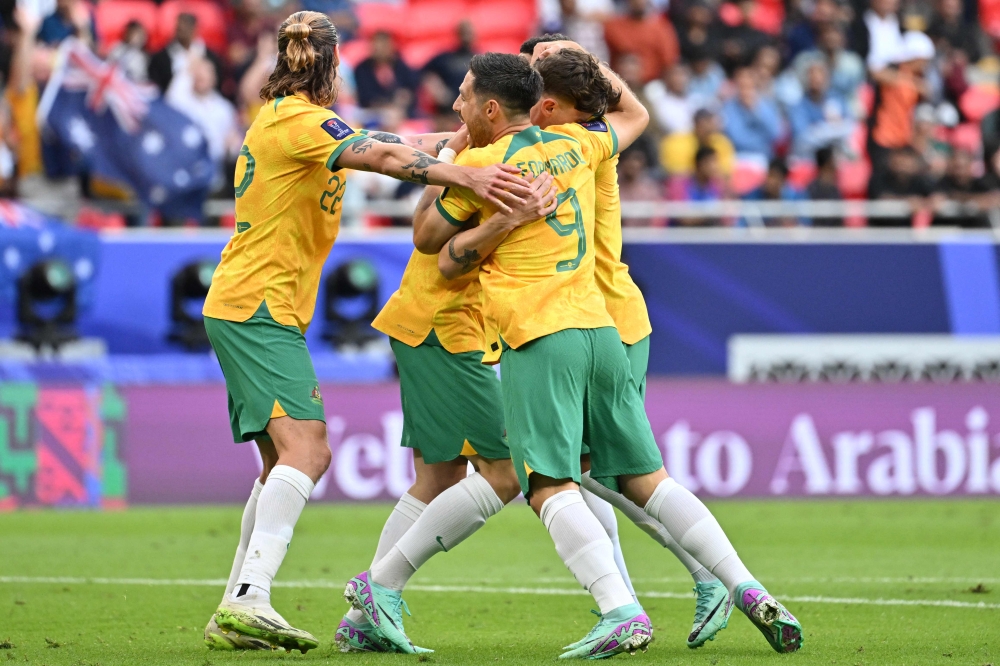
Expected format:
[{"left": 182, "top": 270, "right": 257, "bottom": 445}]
[{"left": 1, "top": 576, "right": 998, "bottom": 610}]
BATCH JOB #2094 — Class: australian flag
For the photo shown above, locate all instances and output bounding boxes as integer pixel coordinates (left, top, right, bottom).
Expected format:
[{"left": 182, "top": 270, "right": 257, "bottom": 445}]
[{"left": 38, "top": 39, "right": 214, "bottom": 221}]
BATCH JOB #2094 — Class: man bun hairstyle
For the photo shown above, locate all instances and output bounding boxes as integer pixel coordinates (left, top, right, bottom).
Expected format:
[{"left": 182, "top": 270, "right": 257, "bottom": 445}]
[
  {"left": 261, "top": 11, "right": 340, "bottom": 107},
  {"left": 533, "top": 49, "right": 621, "bottom": 119},
  {"left": 469, "top": 52, "right": 543, "bottom": 118}
]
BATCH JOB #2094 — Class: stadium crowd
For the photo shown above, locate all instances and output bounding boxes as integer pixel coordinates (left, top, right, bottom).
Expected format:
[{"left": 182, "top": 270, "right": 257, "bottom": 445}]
[{"left": 0, "top": 0, "right": 998, "bottom": 226}]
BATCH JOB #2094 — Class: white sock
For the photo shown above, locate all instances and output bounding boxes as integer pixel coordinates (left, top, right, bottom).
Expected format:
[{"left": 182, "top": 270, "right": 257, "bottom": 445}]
[
  {"left": 223, "top": 479, "right": 264, "bottom": 601},
  {"left": 371, "top": 474, "right": 505, "bottom": 590},
  {"left": 541, "top": 490, "right": 634, "bottom": 614},
  {"left": 232, "top": 465, "right": 314, "bottom": 602},
  {"left": 582, "top": 472, "right": 718, "bottom": 585},
  {"left": 644, "top": 478, "right": 753, "bottom": 596},
  {"left": 580, "top": 482, "right": 637, "bottom": 603},
  {"left": 345, "top": 493, "right": 427, "bottom": 622}
]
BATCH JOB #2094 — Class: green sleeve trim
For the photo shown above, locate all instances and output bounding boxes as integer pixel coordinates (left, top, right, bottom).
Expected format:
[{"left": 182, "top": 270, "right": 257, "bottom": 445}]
[
  {"left": 436, "top": 196, "right": 468, "bottom": 227},
  {"left": 325, "top": 134, "right": 367, "bottom": 171},
  {"left": 607, "top": 118, "right": 619, "bottom": 156}
]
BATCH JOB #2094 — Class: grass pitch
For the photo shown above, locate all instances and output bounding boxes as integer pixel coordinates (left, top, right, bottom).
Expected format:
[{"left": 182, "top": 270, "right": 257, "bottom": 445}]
[{"left": 0, "top": 499, "right": 997, "bottom": 666}]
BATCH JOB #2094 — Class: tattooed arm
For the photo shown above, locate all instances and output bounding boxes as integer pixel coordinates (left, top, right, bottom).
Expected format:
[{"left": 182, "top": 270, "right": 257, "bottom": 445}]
[
  {"left": 333, "top": 138, "right": 531, "bottom": 212},
  {"left": 438, "top": 173, "right": 558, "bottom": 279},
  {"left": 365, "top": 131, "right": 456, "bottom": 157}
]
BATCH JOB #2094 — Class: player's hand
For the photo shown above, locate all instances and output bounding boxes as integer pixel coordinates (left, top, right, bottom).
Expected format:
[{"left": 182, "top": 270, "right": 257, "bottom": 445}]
[
  {"left": 445, "top": 125, "right": 470, "bottom": 154},
  {"left": 466, "top": 164, "right": 533, "bottom": 214},
  {"left": 495, "top": 172, "right": 558, "bottom": 229},
  {"left": 531, "top": 40, "right": 585, "bottom": 64}
]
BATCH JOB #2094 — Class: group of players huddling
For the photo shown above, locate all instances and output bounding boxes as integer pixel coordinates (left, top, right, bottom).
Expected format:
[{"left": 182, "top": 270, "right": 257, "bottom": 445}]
[{"left": 199, "top": 10, "right": 803, "bottom": 660}]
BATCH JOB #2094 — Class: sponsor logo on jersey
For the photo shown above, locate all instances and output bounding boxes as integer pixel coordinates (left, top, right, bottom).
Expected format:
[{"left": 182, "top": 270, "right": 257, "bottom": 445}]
[
  {"left": 579, "top": 119, "right": 609, "bottom": 132},
  {"left": 322, "top": 117, "right": 356, "bottom": 141}
]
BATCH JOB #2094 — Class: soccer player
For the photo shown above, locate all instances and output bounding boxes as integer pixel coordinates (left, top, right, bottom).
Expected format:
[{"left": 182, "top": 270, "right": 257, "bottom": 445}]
[
  {"left": 200, "top": 11, "right": 533, "bottom": 652},
  {"left": 334, "top": 135, "right": 556, "bottom": 653},
  {"left": 518, "top": 35, "right": 734, "bottom": 650},
  {"left": 433, "top": 43, "right": 803, "bottom": 656}
]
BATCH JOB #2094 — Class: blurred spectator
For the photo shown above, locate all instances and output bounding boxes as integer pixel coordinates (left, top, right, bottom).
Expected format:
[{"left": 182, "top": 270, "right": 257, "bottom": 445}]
[
  {"left": 927, "top": 0, "right": 988, "bottom": 63},
  {"left": 8, "top": 7, "right": 43, "bottom": 181},
  {"left": 854, "top": 0, "right": 904, "bottom": 72},
  {"left": 785, "top": 0, "right": 844, "bottom": 60},
  {"left": 557, "top": 0, "right": 610, "bottom": 63},
  {"left": 932, "top": 149, "right": 997, "bottom": 228},
  {"left": 868, "top": 146, "right": 940, "bottom": 226},
  {"left": 743, "top": 157, "right": 806, "bottom": 226},
  {"left": 677, "top": 0, "right": 723, "bottom": 63},
  {"left": 36, "top": 0, "right": 94, "bottom": 47},
  {"left": 149, "top": 13, "right": 224, "bottom": 96},
  {"left": 237, "top": 33, "right": 277, "bottom": 122},
  {"left": 719, "top": 0, "right": 772, "bottom": 73},
  {"left": 644, "top": 64, "right": 698, "bottom": 135},
  {"left": 618, "top": 139, "right": 665, "bottom": 226},
  {"left": 354, "top": 31, "right": 419, "bottom": 113},
  {"left": 107, "top": 21, "right": 149, "bottom": 84},
  {"left": 911, "top": 103, "right": 950, "bottom": 180},
  {"left": 686, "top": 44, "right": 726, "bottom": 104},
  {"left": 667, "top": 145, "right": 726, "bottom": 225},
  {"left": 867, "top": 31, "right": 933, "bottom": 192},
  {"left": 721, "top": 67, "right": 783, "bottom": 160},
  {"left": 787, "top": 61, "right": 855, "bottom": 159},
  {"left": 614, "top": 53, "right": 664, "bottom": 145},
  {"left": 166, "top": 57, "right": 239, "bottom": 179},
  {"left": 226, "top": 0, "right": 269, "bottom": 77},
  {"left": 603, "top": 0, "right": 680, "bottom": 84},
  {"left": 422, "top": 22, "right": 476, "bottom": 111},
  {"left": 806, "top": 146, "right": 844, "bottom": 226},
  {"left": 782, "top": 23, "right": 865, "bottom": 111},
  {"left": 661, "top": 108, "right": 736, "bottom": 177}
]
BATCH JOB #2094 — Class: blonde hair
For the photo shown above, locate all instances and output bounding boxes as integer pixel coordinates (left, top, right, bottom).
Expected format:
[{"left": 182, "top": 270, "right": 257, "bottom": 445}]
[{"left": 260, "top": 11, "right": 340, "bottom": 107}]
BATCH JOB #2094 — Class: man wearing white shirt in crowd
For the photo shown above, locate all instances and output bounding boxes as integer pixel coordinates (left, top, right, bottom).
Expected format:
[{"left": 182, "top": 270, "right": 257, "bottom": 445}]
[
  {"left": 165, "top": 57, "right": 239, "bottom": 186},
  {"left": 860, "top": 0, "right": 903, "bottom": 72},
  {"left": 644, "top": 63, "right": 698, "bottom": 135}
]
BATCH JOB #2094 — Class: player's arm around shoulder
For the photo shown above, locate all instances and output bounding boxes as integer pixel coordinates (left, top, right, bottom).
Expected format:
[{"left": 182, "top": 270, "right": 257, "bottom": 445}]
[
  {"left": 438, "top": 172, "right": 558, "bottom": 280},
  {"left": 332, "top": 130, "right": 532, "bottom": 216}
]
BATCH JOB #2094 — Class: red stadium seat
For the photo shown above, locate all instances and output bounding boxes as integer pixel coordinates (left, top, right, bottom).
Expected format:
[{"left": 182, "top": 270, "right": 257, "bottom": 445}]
[
  {"left": 731, "top": 161, "right": 767, "bottom": 195},
  {"left": 400, "top": 2, "right": 466, "bottom": 43},
  {"left": 751, "top": 1, "right": 784, "bottom": 35},
  {"left": 787, "top": 161, "right": 816, "bottom": 189},
  {"left": 401, "top": 37, "right": 458, "bottom": 68},
  {"left": 154, "top": 1, "right": 227, "bottom": 53},
  {"left": 338, "top": 39, "right": 371, "bottom": 68},
  {"left": 950, "top": 123, "right": 982, "bottom": 153},
  {"left": 356, "top": 2, "right": 408, "bottom": 40},
  {"left": 467, "top": 1, "right": 535, "bottom": 41},
  {"left": 959, "top": 85, "right": 1000, "bottom": 123},
  {"left": 837, "top": 160, "right": 870, "bottom": 199},
  {"left": 94, "top": 0, "right": 158, "bottom": 55},
  {"left": 981, "top": 0, "right": 1000, "bottom": 37}
]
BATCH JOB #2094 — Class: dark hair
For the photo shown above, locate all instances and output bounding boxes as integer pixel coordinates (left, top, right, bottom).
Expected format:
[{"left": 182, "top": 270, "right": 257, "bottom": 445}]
[
  {"left": 814, "top": 146, "right": 835, "bottom": 170},
  {"left": 260, "top": 11, "right": 340, "bottom": 107},
  {"left": 693, "top": 108, "right": 714, "bottom": 124},
  {"left": 519, "top": 33, "right": 572, "bottom": 55},
  {"left": 469, "top": 52, "right": 543, "bottom": 117},
  {"left": 695, "top": 145, "right": 717, "bottom": 165},
  {"left": 534, "top": 49, "right": 621, "bottom": 119},
  {"left": 768, "top": 157, "right": 789, "bottom": 177}
]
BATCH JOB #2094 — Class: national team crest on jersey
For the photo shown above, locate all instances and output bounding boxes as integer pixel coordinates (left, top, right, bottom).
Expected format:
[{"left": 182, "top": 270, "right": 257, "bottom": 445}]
[
  {"left": 311, "top": 385, "right": 323, "bottom": 404},
  {"left": 579, "top": 119, "right": 609, "bottom": 132},
  {"left": 322, "top": 117, "right": 355, "bottom": 141}
]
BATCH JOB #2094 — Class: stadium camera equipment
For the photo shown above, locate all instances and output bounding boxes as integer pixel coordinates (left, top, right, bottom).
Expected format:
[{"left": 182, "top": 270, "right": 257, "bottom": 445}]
[
  {"left": 167, "top": 259, "right": 217, "bottom": 351},
  {"left": 16, "top": 258, "right": 79, "bottom": 350},
  {"left": 321, "top": 259, "right": 380, "bottom": 350}
]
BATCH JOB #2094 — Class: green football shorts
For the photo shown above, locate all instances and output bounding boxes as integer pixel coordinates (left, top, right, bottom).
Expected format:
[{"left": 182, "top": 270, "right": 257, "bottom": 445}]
[
  {"left": 500, "top": 327, "right": 663, "bottom": 496},
  {"left": 581, "top": 334, "right": 650, "bottom": 456},
  {"left": 390, "top": 330, "right": 508, "bottom": 464},
  {"left": 205, "top": 302, "right": 325, "bottom": 443}
]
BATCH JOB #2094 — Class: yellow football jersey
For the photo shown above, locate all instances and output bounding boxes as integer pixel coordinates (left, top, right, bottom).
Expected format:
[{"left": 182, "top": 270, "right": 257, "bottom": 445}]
[
  {"left": 594, "top": 157, "right": 652, "bottom": 345},
  {"left": 371, "top": 247, "right": 486, "bottom": 353},
  {"left": 203, "top": 94, "right": 365, "bottom": 332},
  {"left": 437, "top": 121, "right": 618, "bottom": 350}
]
